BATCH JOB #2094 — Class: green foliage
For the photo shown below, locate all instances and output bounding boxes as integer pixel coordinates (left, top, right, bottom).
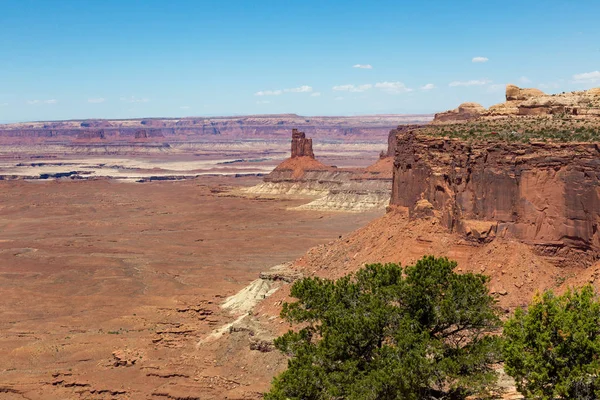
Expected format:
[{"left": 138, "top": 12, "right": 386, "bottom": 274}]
[
  {"left": 422, "top": 117, "right": 600, "bottom": 143},
  {"left": 503, "top": 285, "right": 600, "bottom": 399},
  {"left": 265, "top": 256, "right": 502, "bottom": 400}
]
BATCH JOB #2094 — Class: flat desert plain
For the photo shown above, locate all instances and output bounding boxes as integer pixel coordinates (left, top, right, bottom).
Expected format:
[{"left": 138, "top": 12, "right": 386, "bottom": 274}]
[{"left": 0, "top": 177, "right": 380, "bottom": 399}]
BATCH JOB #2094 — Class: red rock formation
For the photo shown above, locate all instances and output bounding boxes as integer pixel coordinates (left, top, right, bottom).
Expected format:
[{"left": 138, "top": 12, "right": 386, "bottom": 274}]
[
  {"left": 434, "top": 102, "right": 486, "bottom": 123},
  {"left": 291, "top": 129, "right": 314, "bottom": 158},
  {"left": 391, "top": 130, "right": 600, "bottom": 263},
  {"left": 434, "top": 85, "right": 600, "bottom": 122},
  {"left": 386, "top": 124, "right": 426, "bottom": 157},
  {"left": 266, "top": 129, "right": 330, "bottom": 180},
  {"left": 505, "top": 84, "right": 545, "bottom": 101}
]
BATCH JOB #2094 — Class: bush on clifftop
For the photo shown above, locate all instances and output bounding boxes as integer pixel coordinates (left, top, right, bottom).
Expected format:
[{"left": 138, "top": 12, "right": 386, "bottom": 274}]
[{"left": 265, "top": 256, "right": 503, "bottom": 400}]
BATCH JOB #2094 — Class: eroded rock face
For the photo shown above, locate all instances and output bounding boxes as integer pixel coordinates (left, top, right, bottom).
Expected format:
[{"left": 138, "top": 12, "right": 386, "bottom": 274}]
[
  {"left": 291, "top": 129, "right": 314, "bottom": 158},
  {"left": 434, "top": 102, "right": 486, "bottom": 122},
  {"left": 391, "top": 131, "right": 600, "bottom": 263},
  {"left": 386, "top": 124, "right": 426, "bottom": 157},
  {"left": 76, "top": 130, "right": 105, "bottom": 140}
]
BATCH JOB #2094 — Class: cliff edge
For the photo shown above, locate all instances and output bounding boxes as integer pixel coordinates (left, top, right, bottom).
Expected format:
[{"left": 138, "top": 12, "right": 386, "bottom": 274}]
[{"left": 391, "top": 130, "right": 600, "bottom": 265}]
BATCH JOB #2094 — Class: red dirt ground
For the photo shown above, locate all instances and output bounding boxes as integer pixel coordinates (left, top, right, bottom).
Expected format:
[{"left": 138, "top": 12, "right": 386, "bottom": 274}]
[{"left": 0, "top": 177, "right": 380, "bottom": 399}]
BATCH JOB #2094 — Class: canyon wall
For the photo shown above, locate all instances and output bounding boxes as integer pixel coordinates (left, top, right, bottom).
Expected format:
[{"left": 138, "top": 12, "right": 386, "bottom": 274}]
[
  {"left": 0, "top": 114, "right": 433, "bottom": 146},
  {"left": 391, "top": 131, "right": 600, "bottom": 263}
]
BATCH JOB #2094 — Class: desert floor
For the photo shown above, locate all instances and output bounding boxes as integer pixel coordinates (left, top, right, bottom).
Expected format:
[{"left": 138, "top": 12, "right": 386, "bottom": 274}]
[{"left": 0, "top": 177, "right": 381, "bottom": 399}]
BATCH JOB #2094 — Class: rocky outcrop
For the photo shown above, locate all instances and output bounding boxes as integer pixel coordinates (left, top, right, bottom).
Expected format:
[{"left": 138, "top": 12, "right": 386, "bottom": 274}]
[
  {"left": 291, "top": 129, "right": 314, "bottom": 158},
  {"left": 386, "top": 124, "right": 426, "bottom": 157},
  {"left": 391, "top": 130, "right": 600, "bottom": 263},
  {"left": 505, "top": 84, "right": 545, "bottom": 101},
  {"left": 434, "top": 85, "right": 600, "bottom": 122},
  {"left": 434, "top": 102, "right": 486, "bottom": 122}
]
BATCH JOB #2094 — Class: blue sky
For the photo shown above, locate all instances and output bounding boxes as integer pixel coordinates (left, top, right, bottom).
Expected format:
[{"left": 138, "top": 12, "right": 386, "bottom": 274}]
[{"left": 1, "top": 0, "right": 599, "bottom": 122}]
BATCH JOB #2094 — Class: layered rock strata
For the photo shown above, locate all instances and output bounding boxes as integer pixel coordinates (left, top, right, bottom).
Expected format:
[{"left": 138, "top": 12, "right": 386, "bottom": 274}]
[
  {"left": 0, "top": 114, "right": 433, "bottom": 148},
  {"left": 247, "top": 129, "right": 392, "bottom": 212},
  {"left": 391, "top": 130, "right": 600, "bottom": 263}
]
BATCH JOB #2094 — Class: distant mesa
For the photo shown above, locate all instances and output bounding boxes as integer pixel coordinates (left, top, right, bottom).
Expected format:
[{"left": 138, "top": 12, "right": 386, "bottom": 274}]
[
  {"left": 140, "top": 119, "right": 166, "bottom": 127},
  {"left": 80, "top": 120, "right": 112, "bottom": 128}
]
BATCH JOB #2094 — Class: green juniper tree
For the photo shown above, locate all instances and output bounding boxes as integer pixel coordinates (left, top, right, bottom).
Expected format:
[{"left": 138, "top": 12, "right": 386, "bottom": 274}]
[
  {"left": 265, "top": 256, "right": 502, "bottom": 400},
  {"left": 503, "top": 285, "right": 600, "bottom": 399}
]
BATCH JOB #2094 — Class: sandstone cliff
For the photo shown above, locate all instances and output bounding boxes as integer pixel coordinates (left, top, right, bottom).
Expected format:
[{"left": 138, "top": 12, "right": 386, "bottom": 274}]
[{"left": 391, "top": 130, "right": 600, "bottom": 264}]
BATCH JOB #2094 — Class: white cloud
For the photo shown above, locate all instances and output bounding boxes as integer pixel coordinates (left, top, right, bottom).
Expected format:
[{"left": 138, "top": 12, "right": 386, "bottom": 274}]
[
  {"left": 375, "top": 81, "right": 412, "bottom": 93},
  {"left": 472, "top": 56, "right": 489, "bottom": 63},
  {"left": 353, "top": 64, "right": 373, "bottom": 69},
  {"left": 310, "top": 92, "right": 321, "bottom": 97},
  {"left": 120, "top": 96, "right": 149, "bottom": 103},
  {"left": 333, "top": 84, "right": 373, "bottom": 92},
  {"left": 449, "top": 79, "right": 492, "bottom": 87},
  {"left": 180, "top": 106, "right": 190, "bottom": 110},
  {"left": 519, "top": 76, "right": 532, "bottom": 84},
  {"left": 573, "top": 71, "right": 600, "bottom": 83},
  {"left": 285, "top": 85, "right": 313, "bottom": 93},
  {"left": 88, "top": 97, "right": 105, "bottom": 103},
  {"left": 27, "top": 99, "right": 57, "bottom": 105},
  {"left": 255, "top": 90, "right": 282, "bottom": 96},
  {"left": 332, "top": 82, "right": 413, "bottom": 94},
  {"left": 256, "top": 100, "right": 271, "bottom": 104},
  {"left": 255, "top": 85, "right": 313, "bottom": 96},
  {"left": 334, "top": 96, "right": 344, "bottom": 101},
  {"left": 421, "top": 83, "right": 436, "bottom": 90}
]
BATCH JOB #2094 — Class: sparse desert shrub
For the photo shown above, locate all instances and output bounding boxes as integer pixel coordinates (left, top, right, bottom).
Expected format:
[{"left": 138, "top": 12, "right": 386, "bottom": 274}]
[
  {"left": 503, "top": 285, "right": 600, "bottom": 399},
  {"left": 265, "top": 256, "right": 502, "bottom": 400}
]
